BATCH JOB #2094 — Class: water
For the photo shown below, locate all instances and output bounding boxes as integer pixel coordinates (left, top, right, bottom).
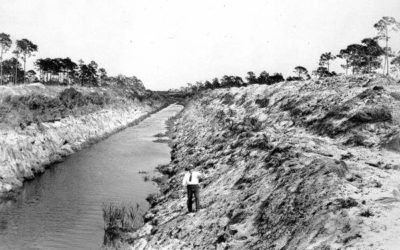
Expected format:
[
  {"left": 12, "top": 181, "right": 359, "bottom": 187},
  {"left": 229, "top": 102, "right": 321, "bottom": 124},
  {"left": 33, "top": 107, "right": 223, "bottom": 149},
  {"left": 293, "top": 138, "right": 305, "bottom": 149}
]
[{"left": 0, "top": 104, "right": 183, "bottom": 250}]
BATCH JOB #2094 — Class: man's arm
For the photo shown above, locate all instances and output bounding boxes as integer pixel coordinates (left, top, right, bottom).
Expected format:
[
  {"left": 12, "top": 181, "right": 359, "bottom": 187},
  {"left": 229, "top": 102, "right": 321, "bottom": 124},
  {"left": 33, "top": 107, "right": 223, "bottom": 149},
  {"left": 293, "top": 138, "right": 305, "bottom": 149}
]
[
  {"left": 198, "top": 172, "right": 205, "bottom": 183},
  {"left": 182, "top": 173, "right": 188, "bottom": 187}
]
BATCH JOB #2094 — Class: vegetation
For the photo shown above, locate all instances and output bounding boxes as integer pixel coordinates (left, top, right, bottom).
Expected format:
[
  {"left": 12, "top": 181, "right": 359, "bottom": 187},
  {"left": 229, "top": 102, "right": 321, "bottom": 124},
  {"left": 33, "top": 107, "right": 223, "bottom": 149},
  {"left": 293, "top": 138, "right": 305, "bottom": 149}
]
[
  {"left": 391, "top": 51, "right": 400, "bottom": 73},
  {"left": 294, "top": 66, "right": 309, "bottom": 79},
  {"left": 35, "top": 57, "right": 77, "bottom": 84},
  {"left": 102, "top": 203, "right": 144, "bottom": 247},
  {"left": 0, "top": 33, "right": 144, "bottom": 88},
  {"left": 336, "top": 38, "right": 385, "bottom": 75},
  {"left": 15, "top": 38, "right": 38, "bottom": 80},
  {"left": 319, "top": 52, "right": 336, "bottom": 72},
  {"left": 287, "top": 66, "right": 310, "bottom": 81},
  {"left": 0, "top": 33, "right": 12, "bottom": 85},
  {"left": 311, "top": 16, "right": 400, "bottom": 78},
  {"left": 0, "top": 87, "right": 113, "bottom": 127},
  {"left": 0, "top": 15, "right": 399, "bottom": 94},
  {"left": 174, "top": 16, "right": 399, "bottom": 95},
  {"left": 0, "top": 58, "right": 24, "bottom": 83},
  {"left": 179, "top": 71, "right": 285, "bottom": 94},
  {"left": 374, "top": 17, "right": 400, "bottom": 75}
]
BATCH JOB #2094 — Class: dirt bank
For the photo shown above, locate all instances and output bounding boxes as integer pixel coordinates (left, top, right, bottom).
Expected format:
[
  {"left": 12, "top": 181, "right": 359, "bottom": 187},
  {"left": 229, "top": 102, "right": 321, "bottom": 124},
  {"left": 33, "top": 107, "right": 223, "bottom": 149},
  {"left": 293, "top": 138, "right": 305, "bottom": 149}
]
[
  {"left": 0, "top": 83, "right": 167, "bottom": 196},
  {"left": 129, "top": 75, "right": 400, "bottom": 249}
]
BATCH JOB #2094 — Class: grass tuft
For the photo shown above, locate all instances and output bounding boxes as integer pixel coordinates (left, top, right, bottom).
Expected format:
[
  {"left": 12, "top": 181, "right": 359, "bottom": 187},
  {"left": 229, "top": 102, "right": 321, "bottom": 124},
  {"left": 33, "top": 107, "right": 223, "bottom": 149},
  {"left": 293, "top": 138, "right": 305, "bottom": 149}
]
[{"left": 102, "top": 203, "right": 144, "bottom": 247}]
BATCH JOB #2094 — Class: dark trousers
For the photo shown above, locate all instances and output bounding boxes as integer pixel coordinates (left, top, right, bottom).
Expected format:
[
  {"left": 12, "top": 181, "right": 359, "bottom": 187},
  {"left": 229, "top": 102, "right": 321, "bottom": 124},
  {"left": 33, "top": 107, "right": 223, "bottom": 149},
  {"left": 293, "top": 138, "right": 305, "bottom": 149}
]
[{"left": 187, "top": 184, "right": 200, "bottom": 212}]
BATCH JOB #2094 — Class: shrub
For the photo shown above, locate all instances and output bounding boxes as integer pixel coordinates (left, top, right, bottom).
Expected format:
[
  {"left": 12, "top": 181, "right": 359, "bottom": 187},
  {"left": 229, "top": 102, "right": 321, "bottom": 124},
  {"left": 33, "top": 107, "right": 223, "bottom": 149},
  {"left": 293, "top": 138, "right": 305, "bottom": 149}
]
[
  {"left": 85, "top": 92, "right": 110, "bottom": 106},
  {"left": 58, "top": 87, "right": 86, "bottom": 108},
  {"left": 255, "top": 98, "right": 269, "bottom": 108}
]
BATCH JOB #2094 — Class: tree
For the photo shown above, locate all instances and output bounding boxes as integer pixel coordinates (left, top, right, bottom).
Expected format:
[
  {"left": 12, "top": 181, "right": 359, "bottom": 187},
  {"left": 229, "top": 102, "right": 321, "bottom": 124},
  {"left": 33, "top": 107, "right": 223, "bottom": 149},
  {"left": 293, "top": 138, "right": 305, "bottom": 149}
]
[
  {"left": 35, "top": 58, "right": 53, "bottom": 82},
  {"left": 293, "top": 66, "right": 308, "bottom": 79},
  {"left": 374, "top": 16, "right": 400, "bottom": 75},
  {"left": 257, "top": 71, "right": 270, "bottom": 84},
  {"left": 12, "top": 50, "right": 21, "bottom": 84},
  {"left": 269, "top": 73, "right": 284, "bottom": 84},
  {"left": 313, "top": 67, "right": 332, "bottom": 78},
  {"left": 26, "top": 70, "right": 37, "bottom": 82},
  {"left": 246, "top": 71, "right": 258, "bottom": 84},
  {"left": 337, "top": 48, "right": 351, "bottom": 75},
  {"left": 195, "top": 81, "right": 205, "bottom": 91},
  {"left": 344, "top": 44, "right": 368, "bottom": 74},
  {"left": 361, "top": 38, "right": 384, "bottom": 73},
  {"left": 16, "top": 38, "right": 38, "bottom": 82},
  {"left": 78, "top": 60, "right": 99, "bottom": 86},
  {"left": 319, "top": 52, "right": 336, "bottom": 72},
  {"left": 204, "top": 80, "right": 212, "bottom": 89},
  {"left": 2, "top": 58, "right": 23, "bottom": 83},
  {"left": 220, "top": 75, "right": 243, "bottom": 88},
  {"left": 211, "top": 78, "right": 220, "bottom": 89},
  {"left": 339, "top": 39, "right": 384, "bottom": 75},
  {"left": 0, "top": 33, "right": 12, "bottom": 85},
  {"left": 286, "top": 76, "right": 302, "bottom": 81},
  {"left": 257, "top": 71, "right": 284, "bottom": 85},
  {"left": 98, "top": 67, "right": 107, "bottom": 85},
  {"left": 61, "top": 58, "right": 78, "bottom": 84}
]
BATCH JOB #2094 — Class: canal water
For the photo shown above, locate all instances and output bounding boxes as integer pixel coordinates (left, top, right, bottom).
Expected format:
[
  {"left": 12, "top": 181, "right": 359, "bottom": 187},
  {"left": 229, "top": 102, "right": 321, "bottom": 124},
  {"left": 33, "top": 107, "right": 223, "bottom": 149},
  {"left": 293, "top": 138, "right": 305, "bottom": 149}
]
[{"left": 0, "top": 104, "right": 183, "bottom": 250}]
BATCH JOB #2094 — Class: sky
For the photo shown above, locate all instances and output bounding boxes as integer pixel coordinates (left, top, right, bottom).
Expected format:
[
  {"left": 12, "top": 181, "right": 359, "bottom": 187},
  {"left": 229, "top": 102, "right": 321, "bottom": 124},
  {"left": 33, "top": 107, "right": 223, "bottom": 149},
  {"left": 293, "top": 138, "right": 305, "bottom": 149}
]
[{"left": 1, "top": 0, "right": 400, "bottom": 90}]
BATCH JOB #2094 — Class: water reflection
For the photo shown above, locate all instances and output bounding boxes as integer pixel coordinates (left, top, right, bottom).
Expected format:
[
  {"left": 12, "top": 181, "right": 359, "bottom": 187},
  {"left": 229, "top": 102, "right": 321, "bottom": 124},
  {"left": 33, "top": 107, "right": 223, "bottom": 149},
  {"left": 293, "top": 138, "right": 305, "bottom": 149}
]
[{"left": 0, "top": 104, "right": 182, "bottom": 250}]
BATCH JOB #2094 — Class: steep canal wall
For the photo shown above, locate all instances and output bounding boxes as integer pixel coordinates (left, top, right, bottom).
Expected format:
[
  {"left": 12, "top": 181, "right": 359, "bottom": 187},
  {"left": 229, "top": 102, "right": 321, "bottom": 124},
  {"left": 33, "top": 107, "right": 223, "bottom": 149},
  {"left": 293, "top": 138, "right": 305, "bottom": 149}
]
[
  {"left": 129, "top": 75, "right": 400, "bottom": 250},
  {"left": 0, "top": 83, "right": 167, "bottom": 196}
]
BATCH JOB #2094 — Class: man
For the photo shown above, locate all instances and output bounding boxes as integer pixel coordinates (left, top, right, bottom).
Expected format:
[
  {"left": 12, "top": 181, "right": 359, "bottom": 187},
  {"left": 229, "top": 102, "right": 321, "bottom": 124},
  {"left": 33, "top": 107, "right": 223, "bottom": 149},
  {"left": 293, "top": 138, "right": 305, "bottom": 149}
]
[{"left": 182, "top": 164, "right": 203, "bottom": 213}]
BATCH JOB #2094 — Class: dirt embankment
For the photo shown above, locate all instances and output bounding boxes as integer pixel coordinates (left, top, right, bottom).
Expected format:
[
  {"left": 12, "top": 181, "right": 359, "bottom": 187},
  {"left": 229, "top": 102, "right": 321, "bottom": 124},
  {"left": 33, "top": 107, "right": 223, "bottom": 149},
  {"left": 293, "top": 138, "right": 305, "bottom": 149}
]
[
  {"left": 0, "top": 83, "right": 168, "bottom": 196},
  {"left": 129, "top": 75, "right": 400, "bottom": 250}
]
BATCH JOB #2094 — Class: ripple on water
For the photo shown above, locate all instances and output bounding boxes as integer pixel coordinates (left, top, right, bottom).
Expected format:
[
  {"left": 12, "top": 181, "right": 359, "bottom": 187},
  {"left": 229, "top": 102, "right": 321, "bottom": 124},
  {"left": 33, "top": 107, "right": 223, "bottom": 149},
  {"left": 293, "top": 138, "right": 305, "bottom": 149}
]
[{"left": 0, "top": 104, "right": 183, "bottom": 250}]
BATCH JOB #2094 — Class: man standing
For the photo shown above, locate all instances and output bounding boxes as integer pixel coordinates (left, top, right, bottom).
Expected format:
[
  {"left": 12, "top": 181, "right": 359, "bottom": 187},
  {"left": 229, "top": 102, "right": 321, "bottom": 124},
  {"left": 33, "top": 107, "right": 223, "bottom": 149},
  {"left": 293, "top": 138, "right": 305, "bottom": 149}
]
[{"left": 182, "top": 165, "right": 203, "bottom": 213}]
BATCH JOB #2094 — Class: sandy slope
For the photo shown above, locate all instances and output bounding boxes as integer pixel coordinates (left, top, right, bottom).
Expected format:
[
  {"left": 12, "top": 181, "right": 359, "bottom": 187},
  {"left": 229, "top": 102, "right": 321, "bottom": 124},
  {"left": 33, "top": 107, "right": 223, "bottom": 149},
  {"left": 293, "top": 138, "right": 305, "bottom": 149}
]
[{"left": 129, "top": 75, "right": 400, "bottom": 250}]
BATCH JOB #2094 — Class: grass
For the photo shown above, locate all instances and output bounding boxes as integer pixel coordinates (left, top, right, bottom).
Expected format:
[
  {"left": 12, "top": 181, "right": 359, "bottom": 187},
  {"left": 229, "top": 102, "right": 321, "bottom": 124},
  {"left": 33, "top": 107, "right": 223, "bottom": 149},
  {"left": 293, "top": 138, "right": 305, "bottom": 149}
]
[
  {"left": 153, "top": 132, "right": 167, "bottom": 137},
  {"left": 152, "top": 138, "right": 170, "bottom": 143},
  {"left": 145, "top": 193, "right": 159, "bottom": 207},
  {"left": 103, "top": 203, "right": 143, "bottom": 232},
  {"left": 102, "top": 203, "right": 144, "bottom": 247}
]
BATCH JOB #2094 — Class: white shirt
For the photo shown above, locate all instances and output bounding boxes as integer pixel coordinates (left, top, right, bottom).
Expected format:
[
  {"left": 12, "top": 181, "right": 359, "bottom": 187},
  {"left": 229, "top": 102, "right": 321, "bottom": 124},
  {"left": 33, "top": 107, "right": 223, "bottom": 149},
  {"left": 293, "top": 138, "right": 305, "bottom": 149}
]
[{"left": 182, "top": 171, "right": 202, "bottom": 186}]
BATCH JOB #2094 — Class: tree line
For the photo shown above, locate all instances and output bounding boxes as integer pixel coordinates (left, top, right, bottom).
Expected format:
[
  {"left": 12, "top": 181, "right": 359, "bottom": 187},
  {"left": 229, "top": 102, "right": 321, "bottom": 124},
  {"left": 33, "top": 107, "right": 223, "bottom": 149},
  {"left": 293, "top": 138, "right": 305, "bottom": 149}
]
[
  {"left": 1, "top": 16, "right": 399, "bottom": 89},
  {"left": 178, "top": 16, "right": 400, "bottom": 94},
  {"left": 34, "top": 57, "right": 108, "bottom": 86},
  {"left": 180, "top": 71, "right": 285, "bottom": 93},
  {"left": 0, "top": 35, "right": 37, "bottom": 85},
  {"left": 0, "top": 33, "right": 142, "bottom": 87},
  {"left": 313, "top": 16, "right": 400, "bottom": 78}
]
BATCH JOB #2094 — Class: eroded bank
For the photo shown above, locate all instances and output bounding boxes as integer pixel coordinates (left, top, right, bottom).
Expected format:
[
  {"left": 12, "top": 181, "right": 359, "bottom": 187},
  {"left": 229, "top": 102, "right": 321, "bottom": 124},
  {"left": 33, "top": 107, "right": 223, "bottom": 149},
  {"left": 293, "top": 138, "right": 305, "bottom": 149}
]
[{"left": 130, "top": 75, "right": 400, "bottom": 250}]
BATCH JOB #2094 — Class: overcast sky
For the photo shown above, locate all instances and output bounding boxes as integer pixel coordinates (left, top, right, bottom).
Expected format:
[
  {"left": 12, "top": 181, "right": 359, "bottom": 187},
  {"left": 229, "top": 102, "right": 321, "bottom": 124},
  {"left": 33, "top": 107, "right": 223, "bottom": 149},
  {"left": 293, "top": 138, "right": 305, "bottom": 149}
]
[{"left": 1, "top": 0, "right": 400, "bottom": 90}]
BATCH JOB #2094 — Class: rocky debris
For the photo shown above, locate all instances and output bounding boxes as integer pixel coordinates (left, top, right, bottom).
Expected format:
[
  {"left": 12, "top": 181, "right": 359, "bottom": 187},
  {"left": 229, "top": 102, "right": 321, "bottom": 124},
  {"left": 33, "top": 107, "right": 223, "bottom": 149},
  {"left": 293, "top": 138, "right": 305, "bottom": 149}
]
[{"left": 129, "top": 75, "right": 400, "bottom": 249}]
